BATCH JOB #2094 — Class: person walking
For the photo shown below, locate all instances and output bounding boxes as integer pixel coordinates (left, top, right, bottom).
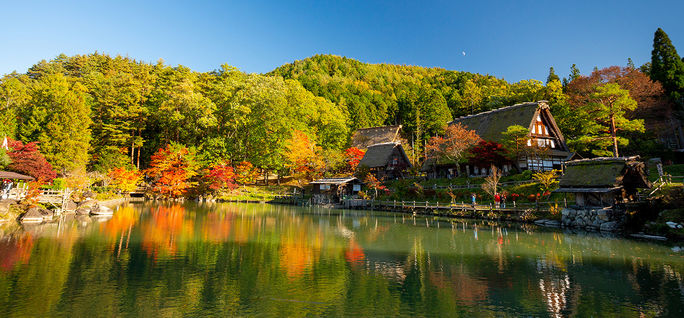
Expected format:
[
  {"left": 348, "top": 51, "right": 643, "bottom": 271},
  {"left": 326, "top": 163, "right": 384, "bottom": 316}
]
[
  {"left": 494, "top": 193, "right": 501, "bottom": 209},
  {"left": 501, "top": 192, "right": 507, "bottom": 208},
  {"left": 471, "top": 193, "right": 477, "bottom": 206}
]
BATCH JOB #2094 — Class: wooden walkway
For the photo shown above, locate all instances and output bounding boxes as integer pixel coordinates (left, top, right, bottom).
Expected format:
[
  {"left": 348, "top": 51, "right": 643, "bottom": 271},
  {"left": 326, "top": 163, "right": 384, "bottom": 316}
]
[{"left": 341, "top": 199, "right": 553, "bottom": 215}]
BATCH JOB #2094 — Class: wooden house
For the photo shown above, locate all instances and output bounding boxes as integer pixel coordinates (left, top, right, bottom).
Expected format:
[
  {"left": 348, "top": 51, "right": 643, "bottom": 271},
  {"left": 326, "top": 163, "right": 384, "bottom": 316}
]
[
  {"left": 555, "top": 156, "right": 651, "bottom": 207},
  {"left": 358, "top": 142, "right": 412, "bottom": 180},
  {"left": 423, "top": 101, "right": 573, "bottom": 177},
  {"left": 310, "top": 177, "right": 363, "bottom": 203},
  {"left": 351, "top": 125, "right": 402, "bottom": 149}
]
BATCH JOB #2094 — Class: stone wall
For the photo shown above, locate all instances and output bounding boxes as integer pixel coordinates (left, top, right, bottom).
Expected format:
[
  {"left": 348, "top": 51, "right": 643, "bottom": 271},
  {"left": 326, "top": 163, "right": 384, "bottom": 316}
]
[{"left": 561, "top": 207, "right": 624, "bottom": 232}]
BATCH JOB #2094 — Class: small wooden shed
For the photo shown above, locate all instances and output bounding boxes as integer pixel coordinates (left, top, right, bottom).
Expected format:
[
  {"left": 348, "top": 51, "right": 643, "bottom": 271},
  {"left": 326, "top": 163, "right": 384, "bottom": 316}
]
[
  {"left": 555, "top": 156, "right": 651, "bottom": 207},
  {"left": 310, "top": 177, "right": 363, "bottom": 202},
  {"left": 358, "top": 142, "right": 412, "bottom": 180}
]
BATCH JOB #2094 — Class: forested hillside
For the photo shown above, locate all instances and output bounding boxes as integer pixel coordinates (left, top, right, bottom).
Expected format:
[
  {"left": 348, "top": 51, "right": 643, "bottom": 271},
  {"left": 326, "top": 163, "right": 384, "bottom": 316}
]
[
  {"left": 270, "top": 54, "right": 553, "bottom": 142},
  {"left": 0, "top": 27, "right": 681, "bottom": 185}
]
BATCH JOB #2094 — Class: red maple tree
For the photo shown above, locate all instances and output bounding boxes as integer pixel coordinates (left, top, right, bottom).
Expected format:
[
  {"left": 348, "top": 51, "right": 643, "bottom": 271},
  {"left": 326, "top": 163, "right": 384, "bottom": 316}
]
[
  {"left": 467, "top": 141, "right": 510, "bottom": 169},
  {"left": 344, "top": 147, "right": 366, "bottom": 171},
  {"left": 6, "top": 139, "right": 56, "bottom": 181},
  {"left": 204, "top": 163, "right": 238, "bottom": 192}
]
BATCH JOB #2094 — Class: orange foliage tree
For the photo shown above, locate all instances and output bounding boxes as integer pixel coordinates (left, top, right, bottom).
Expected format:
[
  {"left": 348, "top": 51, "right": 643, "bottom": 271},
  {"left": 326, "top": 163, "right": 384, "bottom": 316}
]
[
  {"left": 284, "top": 130, "right": 323, "bottom": 186},
  {"left": 344, "top": 147, "right": 366, "bottom": 172},
  {"left": 425, "top": 123, "right": 480, "bottom": 175},
  {"left": 234, "top": 161, "right": 259, "bottom": 185},
  {"left": 363, "top": 173, "right": 387, "bottom": 199},
  {"left": 145, "top": 144, "right": 198, "bottom": 198},
  {"left": 108, "top": 167, "right": 142, "bottom": 194}
]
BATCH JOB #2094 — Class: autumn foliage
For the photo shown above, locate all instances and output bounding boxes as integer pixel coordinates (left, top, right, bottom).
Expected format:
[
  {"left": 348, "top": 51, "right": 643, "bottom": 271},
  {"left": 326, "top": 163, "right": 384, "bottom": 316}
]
[
  {"left": 108, "top": 167, "right": 142, "bottom": 193},
  {"left": 145, "top": 144, "right": 198, "bottom": 198},
  {"left": 204, "top": 162, "right": 238, "bottom": 192},
  {"left": 284, "top": 130, "right": 323, "bottom": 184},
  {"left": 426, "top": 124, "right": 481, "bottom": 165},
  {"left": 6, "top": 139, "right": 56, "bottom": 182},
  {"left": 468, "top": 141, "right": 510, "bottom": 168},
  {"left": 234, "top": 161, "right": 258, "bottom": 185},
  {"left": 344, "top": 147, "right": 366, "bottom": 171}
]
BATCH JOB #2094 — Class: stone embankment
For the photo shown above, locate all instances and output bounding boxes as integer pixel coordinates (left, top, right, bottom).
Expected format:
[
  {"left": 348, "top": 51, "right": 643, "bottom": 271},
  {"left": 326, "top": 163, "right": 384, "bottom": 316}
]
[{"left": 560, "top": 207, "right": 623, "bottom": 232}]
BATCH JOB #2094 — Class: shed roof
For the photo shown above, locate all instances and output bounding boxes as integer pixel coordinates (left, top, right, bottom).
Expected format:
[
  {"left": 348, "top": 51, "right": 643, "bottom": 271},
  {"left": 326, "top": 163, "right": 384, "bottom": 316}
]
[
  {"left": 358, "top": 142, "right": 412, "bottom": 168},
  {"left": 450, "top": 102, "right": 541, "bottom": 143},
  {"left": 310, "top": 177, "right": 360, "bottom": 185},
  {"left": 0, "top": 171, "right": 35, "bottom": 181},
  {"left": 351, "top": 125, "right": 402, "bottom": 149},
  {"left": 558, "top": 156, "right": 650, "bottom": 189}
]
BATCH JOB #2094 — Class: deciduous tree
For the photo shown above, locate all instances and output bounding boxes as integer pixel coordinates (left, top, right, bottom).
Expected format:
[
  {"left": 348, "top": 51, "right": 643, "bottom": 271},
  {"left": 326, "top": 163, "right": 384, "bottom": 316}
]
[
  {"left": 425, "top": 123, "right": 480, "bottom": 174},
  {"left": 6, "top": 139, "right": 56, "bottom": 181},
  {"left": 145, "top": 143, "right": 198, "bottom": 198}
]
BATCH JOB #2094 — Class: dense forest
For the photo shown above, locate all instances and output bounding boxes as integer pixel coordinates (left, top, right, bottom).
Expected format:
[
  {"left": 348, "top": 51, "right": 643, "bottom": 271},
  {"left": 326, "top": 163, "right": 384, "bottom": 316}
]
[{"left": 0, "top": 28, "right": 682, "bottom": 189}]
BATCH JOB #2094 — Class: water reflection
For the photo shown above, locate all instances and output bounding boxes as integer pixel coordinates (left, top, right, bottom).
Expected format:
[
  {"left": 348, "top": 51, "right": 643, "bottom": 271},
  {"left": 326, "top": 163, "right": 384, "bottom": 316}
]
[{"left": 0, "top": 202, "right": 682, "bottom": 317}]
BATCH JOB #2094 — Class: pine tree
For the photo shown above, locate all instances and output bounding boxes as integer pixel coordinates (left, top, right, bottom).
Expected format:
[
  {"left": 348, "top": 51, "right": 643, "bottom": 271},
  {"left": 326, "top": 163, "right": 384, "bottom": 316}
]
[
  {"left": 650, "top": 28, "right": 684, "bottom": 104},
  {"left": 568, "top": 64, "right": 582, "bottom": 83},
  {"left": 627, "top": 58, "right": 635, "bottom": 69},
  {"left": 546, "top": 67, "right": 560, "bottom": 84}
]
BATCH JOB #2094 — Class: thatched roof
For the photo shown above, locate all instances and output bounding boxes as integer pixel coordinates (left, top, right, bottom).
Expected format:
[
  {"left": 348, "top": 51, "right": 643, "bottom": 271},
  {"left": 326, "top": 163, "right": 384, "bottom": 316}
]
[
  {"left": 450, "top": 101, "right": 543, "bottom": 143},
  {"left": 358, "top": 142, "right": 412, "bottom": 168},
  {"left": 557, "top": 156, "right": 651, "bottom": 190},
  {"left": 351, "top": 125, "right": 402, "bottom": 149},
  {"left": 0, "top": 171, "right": 34, "bottom": 181}
]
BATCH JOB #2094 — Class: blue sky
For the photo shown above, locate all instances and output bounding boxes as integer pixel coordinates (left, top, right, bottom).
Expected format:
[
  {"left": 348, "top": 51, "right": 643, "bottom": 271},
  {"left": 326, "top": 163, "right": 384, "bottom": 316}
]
[{"left": 1, "top": 0, "right": 683, "bottom": 82}]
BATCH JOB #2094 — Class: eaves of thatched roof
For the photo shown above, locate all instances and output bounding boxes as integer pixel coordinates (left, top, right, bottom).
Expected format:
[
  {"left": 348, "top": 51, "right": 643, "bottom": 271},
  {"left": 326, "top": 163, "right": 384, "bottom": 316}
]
[
  {"left": 558, "top": 156, "right": 650, "bottom": 189},
  {"left": 358, "top": 142, "right": 412, "bottom": 169}
]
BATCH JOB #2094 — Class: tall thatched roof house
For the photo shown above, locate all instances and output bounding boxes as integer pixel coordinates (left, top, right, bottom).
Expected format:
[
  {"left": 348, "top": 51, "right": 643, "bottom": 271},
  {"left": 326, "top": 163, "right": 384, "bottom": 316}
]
[
  {"left": 351, "top": 125, "right": 402, "bottom": 149},
  {"left": 556, "top": 156, "right": 651, "bottom": 207},
  {"left": 358, "top": 142, "right": 412, "bottom": 180},
  {"left": 449, "top": 100, "right": 572, "bottom": 172}
]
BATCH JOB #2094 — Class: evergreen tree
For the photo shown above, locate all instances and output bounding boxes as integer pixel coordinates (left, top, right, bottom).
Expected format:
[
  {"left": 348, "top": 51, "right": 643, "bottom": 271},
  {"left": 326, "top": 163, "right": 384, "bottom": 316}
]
[
  {"left": 650, "top": 28, "right": 684, "bottom": 105},
  {"left": 627, "top": 58, "right": 635, "bottom": 69},
  {"left": 569, "top": 64, "right": 581, "bottom": 82},
  {"left": 546, "top": 67, "right": 560, "bottom": 84}
]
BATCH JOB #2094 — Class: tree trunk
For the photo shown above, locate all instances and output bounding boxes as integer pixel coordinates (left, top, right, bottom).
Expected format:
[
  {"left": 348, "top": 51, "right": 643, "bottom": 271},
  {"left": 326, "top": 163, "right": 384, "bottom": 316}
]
[
  {"left": 263, "top": 169, "right": 268, "bottom": 186},
  {"left": 610, "top": 114, "right": 619, "bottom": 157}
]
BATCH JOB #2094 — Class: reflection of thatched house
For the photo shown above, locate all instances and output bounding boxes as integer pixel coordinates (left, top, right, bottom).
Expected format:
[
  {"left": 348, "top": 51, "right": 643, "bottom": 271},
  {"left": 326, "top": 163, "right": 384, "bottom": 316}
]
[
  {"left": 351, "top": 125, "right": 402, "bottom": 149},
  {"left": 424, "top": 101, "right": 572, "bottom": 176},
  {"left": 310, "top": 177, "right": 363, "bottom": 203},
  {"left": 358, "top": 142, "right": 412, "bottom": 180},
  {"left": 556, "top": 156, "right": 651, "bottom": 207}
]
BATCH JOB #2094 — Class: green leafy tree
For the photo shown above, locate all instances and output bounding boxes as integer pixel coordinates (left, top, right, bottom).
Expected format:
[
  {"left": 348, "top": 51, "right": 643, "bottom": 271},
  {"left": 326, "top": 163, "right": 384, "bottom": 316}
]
[
  {"left": 19, "top": 73, "right": 91, "bottom": 173},
  {"left": 573, "top": 83, "right": 643, "bottom": 157}
]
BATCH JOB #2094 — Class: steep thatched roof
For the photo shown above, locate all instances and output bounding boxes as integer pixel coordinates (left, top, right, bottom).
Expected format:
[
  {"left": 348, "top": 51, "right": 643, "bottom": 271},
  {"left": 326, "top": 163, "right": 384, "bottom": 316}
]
[
  {"left": 558, "top": 156, "right": 651, "bottom": 189},
  {"left": 450, "top": 102, "right": 541, "bottom": 143},
  {"left": 351, "top": 125, "right": 402, "bottom": 149},
  {"left": 358, "top": 142, "right": 412, "bottom": 168}
]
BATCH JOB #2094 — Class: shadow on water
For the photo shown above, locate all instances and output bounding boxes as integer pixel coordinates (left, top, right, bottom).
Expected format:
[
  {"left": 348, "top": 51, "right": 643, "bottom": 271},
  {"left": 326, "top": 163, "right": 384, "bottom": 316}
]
[{"left": 0, "top": 201, "right": 682, "bottom": 317}]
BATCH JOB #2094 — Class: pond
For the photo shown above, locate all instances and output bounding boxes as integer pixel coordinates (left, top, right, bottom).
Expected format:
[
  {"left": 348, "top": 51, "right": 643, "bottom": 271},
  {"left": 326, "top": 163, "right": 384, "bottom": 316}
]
[{"left": 0, "top": 202, "right": 683, "bottom": 317}]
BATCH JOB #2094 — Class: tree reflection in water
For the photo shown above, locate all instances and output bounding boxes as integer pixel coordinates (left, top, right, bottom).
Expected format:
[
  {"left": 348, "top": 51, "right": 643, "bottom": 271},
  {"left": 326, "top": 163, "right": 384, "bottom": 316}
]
[{"left": 0, "top": 202, "right": 681, "bottom": 317}]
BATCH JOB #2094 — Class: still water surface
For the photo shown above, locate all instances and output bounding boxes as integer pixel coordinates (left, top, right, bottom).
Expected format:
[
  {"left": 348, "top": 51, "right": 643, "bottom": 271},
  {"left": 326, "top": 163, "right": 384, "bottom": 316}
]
[{"left": 0, "top": 202, "right": 683, "bottom": 317}]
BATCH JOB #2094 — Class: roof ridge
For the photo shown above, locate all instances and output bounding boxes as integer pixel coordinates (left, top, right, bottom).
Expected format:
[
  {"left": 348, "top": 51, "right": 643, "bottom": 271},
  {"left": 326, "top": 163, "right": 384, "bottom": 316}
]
[
  {"left": 356, "top": 125, "right": 402, "bottom": 131},
  {"left": 451, "top": 101, "right": 542, "bottom": 122}
]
